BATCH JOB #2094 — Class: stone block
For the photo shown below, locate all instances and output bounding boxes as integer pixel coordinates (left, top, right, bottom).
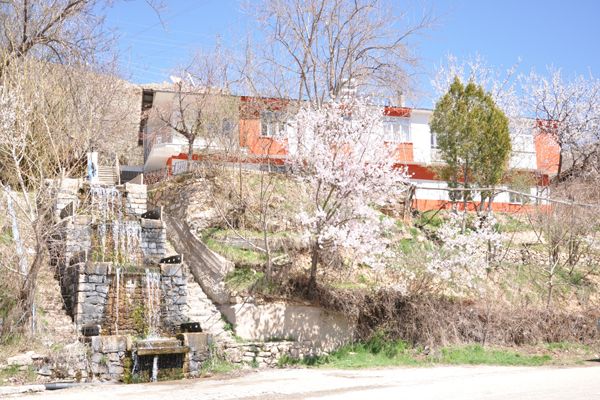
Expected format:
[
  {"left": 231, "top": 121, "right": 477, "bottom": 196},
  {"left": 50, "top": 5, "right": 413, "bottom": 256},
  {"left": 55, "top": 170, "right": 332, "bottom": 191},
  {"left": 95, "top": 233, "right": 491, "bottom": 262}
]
[
  {"left": 141, "top": 219, "right": 162, "bottom": 229},
  {"left": 177, "top": 332, "right": 210, "bottom": 352},
  {"left": 82, "top": 303, "right": 103, "bottom": 316},
  {"left": 86, "top": 295, "right": 103, "bottom": 305},
  {"left": 108, "top": 364, "right": 124, "bottom": 375},
  {"left": 96, "top": 285, "right": 110, "bottom": 295},
  {"left": 97, "top": 335, "right": 128, "bottom": 353},
  {"left": 125, "top": 182, "right": 147, "bottom": 193},
  {"left": 78, "top": 282, "right": 96, "bottom": 292},
  {"left": 91, "top": 353, "right": 103, "bottom": 364},
  {"left": 161, "top": 264, "right": 183, "bottom": 277},
  {"left": 91, "top": 337, "right": 102, "bottom": 353},
  {"left": 84, "top": 263, "right": 109, "bottom": 275},
  {"left": 87, "top": 275, "right": 105, "bottom": 284}
]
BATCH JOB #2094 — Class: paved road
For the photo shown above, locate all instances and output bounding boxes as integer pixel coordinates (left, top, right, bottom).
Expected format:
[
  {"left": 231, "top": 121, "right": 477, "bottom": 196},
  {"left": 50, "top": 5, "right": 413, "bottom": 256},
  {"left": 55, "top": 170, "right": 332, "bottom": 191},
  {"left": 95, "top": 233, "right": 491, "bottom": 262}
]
[{"left": 15, "top": 365, "right": 600, "bottom": 400}]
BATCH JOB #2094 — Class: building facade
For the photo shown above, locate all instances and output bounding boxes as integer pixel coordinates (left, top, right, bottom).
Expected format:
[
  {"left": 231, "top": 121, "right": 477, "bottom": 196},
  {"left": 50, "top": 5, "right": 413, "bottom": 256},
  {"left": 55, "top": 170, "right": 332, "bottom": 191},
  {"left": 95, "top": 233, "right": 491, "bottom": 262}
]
[{"left": 139, "top": 87, "right": 560, "bottom": 212}]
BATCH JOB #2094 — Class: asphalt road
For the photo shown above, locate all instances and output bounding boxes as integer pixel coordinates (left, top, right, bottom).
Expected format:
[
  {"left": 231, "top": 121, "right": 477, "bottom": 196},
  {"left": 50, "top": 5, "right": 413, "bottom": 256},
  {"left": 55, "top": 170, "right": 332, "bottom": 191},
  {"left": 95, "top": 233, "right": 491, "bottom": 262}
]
[{"left": 15, "top": 364, "right": 600, "bottom": 400}]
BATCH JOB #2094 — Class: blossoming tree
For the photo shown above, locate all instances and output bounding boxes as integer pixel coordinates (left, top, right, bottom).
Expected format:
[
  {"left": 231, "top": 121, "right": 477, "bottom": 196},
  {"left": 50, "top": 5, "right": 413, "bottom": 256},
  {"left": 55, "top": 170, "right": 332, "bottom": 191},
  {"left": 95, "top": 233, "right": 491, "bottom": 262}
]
[
  {"left": 427, "top": 212, "right": 502, "bottom": 291},
  {"left": 289, "top": 98, "right": 410, "bottom": 290}
]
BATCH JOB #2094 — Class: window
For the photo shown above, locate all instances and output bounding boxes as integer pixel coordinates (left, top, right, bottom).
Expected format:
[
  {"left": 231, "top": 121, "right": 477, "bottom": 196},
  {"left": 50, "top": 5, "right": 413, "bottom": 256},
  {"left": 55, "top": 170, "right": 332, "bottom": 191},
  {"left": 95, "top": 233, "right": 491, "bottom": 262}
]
[
  {"left": 261, "top": 111, "right": 286, "bottom": 137},
  {"left": 383, "top": 118, "right": 411, "bottom": 142},
  {"left": 431, "top": 132, "right": 438, "bottom": 149}
]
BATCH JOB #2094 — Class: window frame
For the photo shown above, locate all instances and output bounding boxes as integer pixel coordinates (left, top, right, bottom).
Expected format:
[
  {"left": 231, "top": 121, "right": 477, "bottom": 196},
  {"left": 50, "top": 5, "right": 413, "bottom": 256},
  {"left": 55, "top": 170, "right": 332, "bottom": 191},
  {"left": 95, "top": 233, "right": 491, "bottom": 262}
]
[
  {"left": 260, "top": 110, "right": 286, "bottom": 137},
  {"left": 383, "top": 117, "right": 411, "bottom": 143}
]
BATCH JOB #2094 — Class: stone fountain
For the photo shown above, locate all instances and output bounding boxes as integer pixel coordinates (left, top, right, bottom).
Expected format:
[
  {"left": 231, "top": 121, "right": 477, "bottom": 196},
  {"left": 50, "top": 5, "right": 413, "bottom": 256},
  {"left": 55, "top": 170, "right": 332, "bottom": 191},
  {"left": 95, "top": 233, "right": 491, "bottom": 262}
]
[{"left": 50, "top": 176, "right": 210, "bottom": 382}]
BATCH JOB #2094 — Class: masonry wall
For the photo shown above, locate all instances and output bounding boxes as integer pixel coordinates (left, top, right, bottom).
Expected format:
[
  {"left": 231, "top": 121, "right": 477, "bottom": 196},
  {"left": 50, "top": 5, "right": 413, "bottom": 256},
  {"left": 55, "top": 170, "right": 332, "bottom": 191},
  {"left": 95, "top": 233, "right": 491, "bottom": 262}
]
[
  {"left": 63, "top": 261, "right": 186, "bottom": 335},
  {"left": 141, "top": 218, "right": 167, "bottom": 259}
]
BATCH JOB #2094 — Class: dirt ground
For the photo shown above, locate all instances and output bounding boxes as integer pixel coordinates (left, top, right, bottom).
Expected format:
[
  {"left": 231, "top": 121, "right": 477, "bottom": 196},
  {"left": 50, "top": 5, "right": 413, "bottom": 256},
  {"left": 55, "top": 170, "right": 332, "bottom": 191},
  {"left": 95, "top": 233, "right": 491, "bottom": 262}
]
[{"left": 12, "top": 364, "right": 600, "bottom": 400}]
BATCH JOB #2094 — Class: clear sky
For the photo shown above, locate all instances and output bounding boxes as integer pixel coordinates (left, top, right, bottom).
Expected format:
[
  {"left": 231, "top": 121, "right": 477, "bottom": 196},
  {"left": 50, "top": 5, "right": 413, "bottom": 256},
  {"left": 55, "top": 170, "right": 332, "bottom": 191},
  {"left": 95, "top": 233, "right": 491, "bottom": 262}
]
[{"left": 105, "top": 0, "right": 600, "bottom": 107}]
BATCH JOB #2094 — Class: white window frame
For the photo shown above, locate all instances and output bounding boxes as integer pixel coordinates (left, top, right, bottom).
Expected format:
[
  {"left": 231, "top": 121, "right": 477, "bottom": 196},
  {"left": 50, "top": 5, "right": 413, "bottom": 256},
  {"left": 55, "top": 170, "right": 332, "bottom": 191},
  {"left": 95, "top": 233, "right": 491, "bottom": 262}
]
[
  {"left": 261, "top": 111, "right": 286, "bottom": 137},
  {"left": 383, "top": 117, "right": 411, "bottom": 143}
]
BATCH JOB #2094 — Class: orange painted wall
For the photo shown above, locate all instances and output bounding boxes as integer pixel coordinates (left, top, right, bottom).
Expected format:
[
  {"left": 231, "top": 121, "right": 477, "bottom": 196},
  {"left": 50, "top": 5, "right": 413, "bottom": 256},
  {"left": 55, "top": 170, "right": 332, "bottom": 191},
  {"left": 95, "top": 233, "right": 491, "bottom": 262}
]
[
  {"left": 387, "top": 142, "right": 414, "bottom": 163},
  {"left": 239, "top": 119, "right": 288, "bottom": 156},
  {"left": 535, "top": 132, "right": 560, "bottom": 174}
]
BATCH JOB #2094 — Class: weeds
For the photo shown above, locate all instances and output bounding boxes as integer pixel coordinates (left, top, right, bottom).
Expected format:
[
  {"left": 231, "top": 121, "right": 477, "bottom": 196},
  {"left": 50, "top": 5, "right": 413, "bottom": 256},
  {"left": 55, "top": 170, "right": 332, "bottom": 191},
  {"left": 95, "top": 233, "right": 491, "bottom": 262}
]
[
  {"left": 278, "top": 339, "right": 553, "bottom": 369},
  {"left": 225, "top": 267, "right": 265, "bottom": 292},
  {"left": 437, "top": 344, "right": 551, "bottom": 366},
  {"left": 200, "top": 344, "right": 237, "bottom": 376}
]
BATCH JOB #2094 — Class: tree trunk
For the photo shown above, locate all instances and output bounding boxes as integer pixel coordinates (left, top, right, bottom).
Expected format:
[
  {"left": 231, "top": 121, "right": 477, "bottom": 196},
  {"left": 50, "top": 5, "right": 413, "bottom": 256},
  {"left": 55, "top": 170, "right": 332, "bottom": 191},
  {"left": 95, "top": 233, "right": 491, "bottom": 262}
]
[
  {"left": 555, "top": 149, "right": 563, "bottom": 182},
  {"left": 263, "top": 215, "right": 272, "bottom": 282},
  {"left": 10, "top": 238, "right": 44, "bottom": 337},
  {"left": 187, "top": 138, "right": 194, "bottom": 173},
  {"left": 308, "top": 240, "right": 319, "bottom": 293}
]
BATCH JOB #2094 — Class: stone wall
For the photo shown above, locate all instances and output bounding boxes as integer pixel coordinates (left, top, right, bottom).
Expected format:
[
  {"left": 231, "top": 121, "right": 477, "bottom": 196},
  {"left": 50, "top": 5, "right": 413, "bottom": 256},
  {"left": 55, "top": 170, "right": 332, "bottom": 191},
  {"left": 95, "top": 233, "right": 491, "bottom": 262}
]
[
  {"left": 177, "top": 333, "right": 211, "bottom": 376},
  {"left": 72, "top": 262, "right": 111, "bottom": 329},
  {"left": 62, "top": 261, "right": 186, "bottom": 335},
  {"left": 125, "top": 182, "right": 148, "bottom": 216},
  {"left": 160, "top": 264, "right": 188, "bottom": 332},
  {"left": 141, "top": 218, "right": 167, "bottom": 260},
  {"left": 224, "top": 340, "right": 321, "bottom": 368},
  {"left": 89, "top": 335, "right": 127, "bottom": 381}
]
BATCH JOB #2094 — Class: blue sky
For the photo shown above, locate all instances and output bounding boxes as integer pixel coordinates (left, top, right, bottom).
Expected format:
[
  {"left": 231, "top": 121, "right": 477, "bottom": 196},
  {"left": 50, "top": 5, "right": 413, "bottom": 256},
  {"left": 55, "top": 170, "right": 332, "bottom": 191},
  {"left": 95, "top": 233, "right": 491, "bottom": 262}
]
[{"left": 105, "top": 0, "right": 600, "bottom": 106}]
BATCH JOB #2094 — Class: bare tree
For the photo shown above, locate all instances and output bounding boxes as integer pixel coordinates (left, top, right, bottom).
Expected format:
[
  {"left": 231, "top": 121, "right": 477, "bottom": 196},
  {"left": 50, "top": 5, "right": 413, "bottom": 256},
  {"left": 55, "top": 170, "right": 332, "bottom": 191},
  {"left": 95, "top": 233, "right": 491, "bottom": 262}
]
[
  {"left": 153, "top": 48, "right": 237, "bottom": 172},
  {"left": 522, "top": 68, "right": 600, "bottom": 182},
  {"left": 0, "top": 59, "right": 124, "bottom": 338},
  {"left": 0, "top": 0, "right": 114, "bottom": 76},
  {"left": 245, "top": 0, "right": 432, "bottom": 105}
]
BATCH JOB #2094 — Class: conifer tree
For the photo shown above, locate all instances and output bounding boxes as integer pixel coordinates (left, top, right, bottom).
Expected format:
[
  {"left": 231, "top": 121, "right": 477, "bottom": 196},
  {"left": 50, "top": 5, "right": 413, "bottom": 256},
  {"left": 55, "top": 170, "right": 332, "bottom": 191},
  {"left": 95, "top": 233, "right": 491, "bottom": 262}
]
[{"left": 431, "top": 77, "right": 511, "bottom": 211}]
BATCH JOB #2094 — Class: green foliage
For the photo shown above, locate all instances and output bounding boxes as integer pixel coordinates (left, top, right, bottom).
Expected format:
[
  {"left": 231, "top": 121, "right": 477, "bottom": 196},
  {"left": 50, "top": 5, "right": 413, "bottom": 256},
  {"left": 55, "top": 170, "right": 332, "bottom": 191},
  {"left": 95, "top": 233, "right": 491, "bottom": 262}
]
[
  {"left": 132, "top": 305, "right": 148, "bottom": 338},
  {"left": 415, "top": 210, "right": 445, "bottom": 230},
  {"left": 122, "top": 356, "right": 133, "bottom": 384},
  {"left": 431, "top": 77, "right": 511, "bottom": 203},
  {"left": 0, "top": 227, "right": 12, "bottom": 245}
]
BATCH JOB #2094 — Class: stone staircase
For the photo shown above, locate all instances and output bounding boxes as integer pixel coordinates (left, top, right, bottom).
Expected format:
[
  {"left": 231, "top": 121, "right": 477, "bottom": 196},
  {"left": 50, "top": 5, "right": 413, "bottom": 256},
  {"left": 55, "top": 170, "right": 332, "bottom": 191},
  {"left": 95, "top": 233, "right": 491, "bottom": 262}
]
[
  {"left": 35, "top": 264, "right": 78, "bottom": 344},
  {"left": 183, "top": 266, "right": 235, "bottom": 346},
  {"left": 97, "top": 166, "right": 118, "bottom": 185}
]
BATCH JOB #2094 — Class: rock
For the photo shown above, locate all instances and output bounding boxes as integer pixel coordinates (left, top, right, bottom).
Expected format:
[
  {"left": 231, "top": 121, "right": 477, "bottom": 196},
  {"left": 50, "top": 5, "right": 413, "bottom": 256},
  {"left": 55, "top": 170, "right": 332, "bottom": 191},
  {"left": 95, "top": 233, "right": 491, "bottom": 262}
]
[
  {"left": 7, "top": 351, "right": 36, "bottom": 366},
  {"left": 37, "top": 365, "right": 53, "bottom": 376}
]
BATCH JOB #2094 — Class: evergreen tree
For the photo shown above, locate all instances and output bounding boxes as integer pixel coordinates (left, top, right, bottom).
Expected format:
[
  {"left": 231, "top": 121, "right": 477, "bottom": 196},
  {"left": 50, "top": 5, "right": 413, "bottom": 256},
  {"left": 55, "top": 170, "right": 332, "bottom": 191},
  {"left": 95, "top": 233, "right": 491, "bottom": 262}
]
[{"left": 431, "top": 77, "right": 511, "bottom": 210}]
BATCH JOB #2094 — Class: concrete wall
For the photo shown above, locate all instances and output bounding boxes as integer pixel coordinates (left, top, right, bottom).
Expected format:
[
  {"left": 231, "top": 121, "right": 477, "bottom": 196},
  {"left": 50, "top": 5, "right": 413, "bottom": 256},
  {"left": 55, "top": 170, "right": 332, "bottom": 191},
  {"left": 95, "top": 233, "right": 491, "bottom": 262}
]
[{"left": 219, "top": 302, "right": 355, "bottom": 352}]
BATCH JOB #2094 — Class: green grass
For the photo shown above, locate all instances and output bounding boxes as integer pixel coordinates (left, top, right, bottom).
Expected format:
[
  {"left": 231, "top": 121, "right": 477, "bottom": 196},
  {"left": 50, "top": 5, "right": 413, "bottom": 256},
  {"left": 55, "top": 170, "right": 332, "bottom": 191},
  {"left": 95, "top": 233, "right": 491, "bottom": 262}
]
[
  {"left": 496, "top": 214, "right": 530, "bottom": 233},
  {"left": 415, "top": 210, "right": 445, "bottom": 230},
  {"left": 225, "top": 267, "right": 265, "bottom": 291},
  {"left": 438, "top": 345, "right": 551, "bottom": 366},
  {"left": 203, "top": 227, "right": 290, "bottom": 267},
  {"left": 279, "top": 337, "right": 553, "bottom": 369},
  {"left": 200, "top": 353, "right": 238, "bottom": 376},
  {"left": 545, "top": 341, "right": 590, "bottom": 352},
  {"left": 205, "top": 238, "right": 269, "bottom": 266},
  {"left": 0, "top": 365, "right": 37, "bottom": 383}
]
